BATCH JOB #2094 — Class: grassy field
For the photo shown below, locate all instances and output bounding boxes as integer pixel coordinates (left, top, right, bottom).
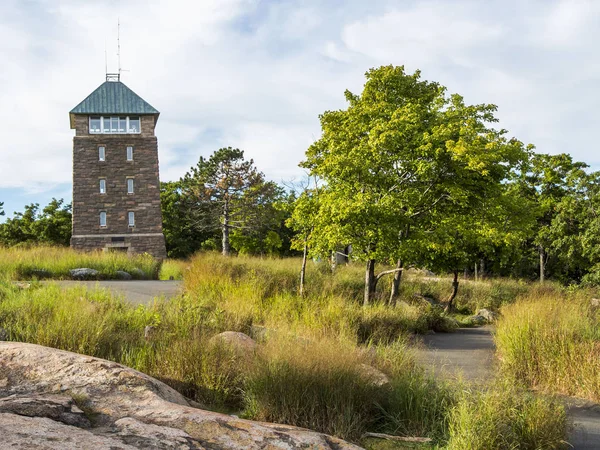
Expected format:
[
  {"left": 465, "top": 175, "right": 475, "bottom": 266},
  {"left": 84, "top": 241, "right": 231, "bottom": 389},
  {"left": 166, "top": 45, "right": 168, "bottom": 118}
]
[
  {"left": 0, "top": 249, "right": 572, "bottom": 448},
  {"left": 0, "top": 246, "right": 160, "bottom": 280}
]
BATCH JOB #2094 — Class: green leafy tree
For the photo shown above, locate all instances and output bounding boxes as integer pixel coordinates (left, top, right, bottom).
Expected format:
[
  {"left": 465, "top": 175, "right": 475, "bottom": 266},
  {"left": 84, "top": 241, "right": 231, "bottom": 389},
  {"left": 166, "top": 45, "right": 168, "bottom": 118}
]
[
  {"left": 518, "top": 153, "right": 588, "bottom": 282},
  {"left": 287, "top": 187, "right": 320, "bottom": 296},
  {"left": 0, "top": 199, "right": 71, "bottom": 247},
  {"left": 161, "top": 181, "right": 210, "bottom": 258},
  {"left": 301, "top": 65, "right": 530, "bottom": 305},
  {"left": 181, "top": 147, "right": 283, "bottom": 256},
  {"left": 34, "top": 199, "right": 72, "bottom": 246}
]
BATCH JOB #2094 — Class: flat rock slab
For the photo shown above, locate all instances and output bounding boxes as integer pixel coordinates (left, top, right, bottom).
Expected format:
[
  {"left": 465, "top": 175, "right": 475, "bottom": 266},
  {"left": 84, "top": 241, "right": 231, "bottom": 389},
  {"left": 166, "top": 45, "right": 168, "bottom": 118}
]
[
  {"left": 0, "top": 342, "right": 361, "bottom": 450},
  {"left": 415, "top": 326, "right": 496, "bottom": 383},
  {"left": 51, "top": 280, "right": 183, "bottom": 305}
]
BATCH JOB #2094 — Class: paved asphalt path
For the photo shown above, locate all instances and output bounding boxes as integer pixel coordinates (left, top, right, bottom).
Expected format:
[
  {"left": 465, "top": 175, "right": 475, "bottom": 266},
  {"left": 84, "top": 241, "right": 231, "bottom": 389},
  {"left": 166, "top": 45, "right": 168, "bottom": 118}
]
[
  {"left": 415, "top": 326, "right": 600, "bottom": 449},
  {"left": 52, "top": 280, "right": 183, "bottom": 305}
]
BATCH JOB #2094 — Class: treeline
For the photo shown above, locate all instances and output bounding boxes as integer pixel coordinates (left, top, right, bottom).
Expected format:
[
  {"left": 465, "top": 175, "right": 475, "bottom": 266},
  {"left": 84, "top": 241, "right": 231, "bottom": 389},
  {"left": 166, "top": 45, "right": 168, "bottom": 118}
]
[{"left": 2, "top": 65, "right": 600, "bottom": 295}]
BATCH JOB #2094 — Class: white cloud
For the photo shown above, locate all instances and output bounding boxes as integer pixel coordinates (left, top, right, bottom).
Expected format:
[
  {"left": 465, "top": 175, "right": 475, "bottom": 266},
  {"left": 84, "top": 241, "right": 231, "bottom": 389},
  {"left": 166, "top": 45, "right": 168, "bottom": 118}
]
[
  {"left": 3, "top": 0, "right": 600, "bottom": 217},
  {"left": 340, "top": 2, "right": 504, "bottom": 69}
]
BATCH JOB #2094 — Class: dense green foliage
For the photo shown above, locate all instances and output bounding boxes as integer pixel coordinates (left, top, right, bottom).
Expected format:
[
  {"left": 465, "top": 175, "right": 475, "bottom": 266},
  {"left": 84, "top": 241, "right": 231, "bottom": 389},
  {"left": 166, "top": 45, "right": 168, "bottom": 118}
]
[{"left": 0, "top": 199, "right": 71, "bottom": 247}]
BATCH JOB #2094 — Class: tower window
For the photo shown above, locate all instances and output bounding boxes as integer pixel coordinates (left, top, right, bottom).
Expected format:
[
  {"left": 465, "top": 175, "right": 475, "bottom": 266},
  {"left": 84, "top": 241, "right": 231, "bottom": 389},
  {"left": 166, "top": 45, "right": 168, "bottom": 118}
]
[
  {"left": 129, "top": 117, "right": 140, "bottom": 133},
  {"left": 126, "top": 146, "right": 133, "bottom": 161},
  {"left": 100, "top": 211, "right": 107, "bottom": 227},
  {"left": 99, "top": 179, "right": 106, "bottom": 194},
  {"left": 127, "top": 178, "right": 134, "bottom": 194},
  {"left": 90, "top": 116, "right": 101, "bottom": 133},
  {"left": 90, "top": 116, "right": 141, "bottom": 134},
  {"left": 99, "top": 146, "right": 105, "bottom": 161},
  {"left": 128, "top": 211, "right": 135, "bottom": 227}
]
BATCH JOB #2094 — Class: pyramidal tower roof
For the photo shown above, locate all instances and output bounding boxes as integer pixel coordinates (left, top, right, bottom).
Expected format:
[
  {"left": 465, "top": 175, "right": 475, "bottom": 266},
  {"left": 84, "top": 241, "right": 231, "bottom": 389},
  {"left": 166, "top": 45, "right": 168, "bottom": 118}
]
[{"left": 70, "top": 79, "right": 159, "bottom": 128}]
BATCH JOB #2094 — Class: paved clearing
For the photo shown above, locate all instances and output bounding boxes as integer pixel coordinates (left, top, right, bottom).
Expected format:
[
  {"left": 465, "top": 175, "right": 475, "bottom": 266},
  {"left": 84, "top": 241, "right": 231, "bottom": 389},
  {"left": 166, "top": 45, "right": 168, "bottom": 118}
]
[
  {"left": 416, "top": 326, "right": 600, "bottom": 449},
  {"left": 52, "top": 280, "right": 183, "bottom": 305},
  {"left": 415, "top": 326, "right": 496, "bottom": 383}
]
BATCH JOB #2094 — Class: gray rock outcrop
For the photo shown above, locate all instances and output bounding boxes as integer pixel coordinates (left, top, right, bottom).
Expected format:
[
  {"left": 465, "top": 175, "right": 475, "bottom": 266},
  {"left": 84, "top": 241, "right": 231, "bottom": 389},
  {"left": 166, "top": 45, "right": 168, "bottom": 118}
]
[
  {"left": 115, "top": 270, "right": 133, "bottom": 280},
  {"left": 69, "top": 268, "right": 100, "bottom": 280},
  {"left": 0, "top": 342, "right": 359, "bottom": 449},
  {"left": 358, "top": 364, "right": 390, "bottom": 387},
  {"left": 476, "top": 308, "right": 498, "bottom": 323},
  {"left": 209, "top": 331, "right": 257, "bottom": 354}
]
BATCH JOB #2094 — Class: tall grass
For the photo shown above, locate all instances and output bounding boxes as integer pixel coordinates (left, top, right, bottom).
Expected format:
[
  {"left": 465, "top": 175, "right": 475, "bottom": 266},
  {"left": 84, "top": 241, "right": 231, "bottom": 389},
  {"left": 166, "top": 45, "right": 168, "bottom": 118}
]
[
  {"left": 181, "top": 253, "right": 458, "bottom": 341},
  {"left": 0, "top": 252, "right": 572, "bottom": 447},
  {"left": 496, "top": 292, "right": 600, "bottom": 401},
  {"left": 159, "top": 259, "right": 188, "bottom": 280},
  {"left": 447, "top": 381, "right": 568, "bottom": 450},
  {"left": 0, "top": 246, "right": 160, "bottom": 280}
]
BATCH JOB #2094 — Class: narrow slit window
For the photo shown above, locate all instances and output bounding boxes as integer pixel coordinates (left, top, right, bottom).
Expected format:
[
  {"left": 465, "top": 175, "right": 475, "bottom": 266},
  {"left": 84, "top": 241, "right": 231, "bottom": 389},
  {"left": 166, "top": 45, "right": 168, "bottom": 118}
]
[
  {"left": 127, "top": 178, "right": 134, "bottom": 194},
  {"left": 128, "top": 211, "right": 135, "bottom": 227},
  {"left": 98, "top": 146, "right": 105, "bottom": 161},
  {"left": 126, "top": 146, "right": 133, "bottom": 161},
  {"left": 100, "top": 211, "right": 107, "bottom": 227},
  {"left": 99, "top": 179, "right": 106, "bottom": 194}
]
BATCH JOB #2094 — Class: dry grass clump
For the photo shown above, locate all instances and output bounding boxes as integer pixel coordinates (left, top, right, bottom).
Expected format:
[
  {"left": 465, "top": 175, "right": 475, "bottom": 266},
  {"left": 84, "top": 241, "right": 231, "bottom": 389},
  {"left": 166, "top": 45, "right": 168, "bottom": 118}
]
[
  {"left": 158, "top": 259, "right": 188, "bottom": 280},
  {"left": 447, "top": 381, "right": 569, "bottom": 450},
  {"left": 0, "top": 246, "right": 159, "bottom": 280},
  {"left": 495, "top": 293, "right": 600, "bottom": 401}
]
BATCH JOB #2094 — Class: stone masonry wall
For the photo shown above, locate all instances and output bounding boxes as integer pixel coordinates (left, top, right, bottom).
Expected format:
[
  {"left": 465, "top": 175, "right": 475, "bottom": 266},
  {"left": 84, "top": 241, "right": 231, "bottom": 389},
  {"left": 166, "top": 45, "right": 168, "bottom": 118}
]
[
  {"left": 71, "top": 234, "right": 167, "bottom": 259},
  {"left": 71, "top": 114, "right": 166, "bottom": 259}
]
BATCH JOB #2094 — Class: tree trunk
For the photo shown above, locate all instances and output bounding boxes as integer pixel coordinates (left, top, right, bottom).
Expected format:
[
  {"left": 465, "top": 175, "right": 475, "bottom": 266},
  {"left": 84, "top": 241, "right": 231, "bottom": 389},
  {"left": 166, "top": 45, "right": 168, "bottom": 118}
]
[
  {"left": 299, "top": 239, "right": 308, "bottom": 297},
  {"left": 444, "top": 270, "right": 459, "bottom": 313},
  {"left": 389, "top": 259, "right": 403, "bottom": 306},
  {"left": 364, "top": 259, "right": 376, "bottom": 306},
  {"left": 539, "top": 244, "right": 545, "bottom": 284},
  {"left": 222, "top": 198, "right": 230, "bottom": 256},
  {"left": 474, "top": 262, "right": 478, "bottom": 281}
]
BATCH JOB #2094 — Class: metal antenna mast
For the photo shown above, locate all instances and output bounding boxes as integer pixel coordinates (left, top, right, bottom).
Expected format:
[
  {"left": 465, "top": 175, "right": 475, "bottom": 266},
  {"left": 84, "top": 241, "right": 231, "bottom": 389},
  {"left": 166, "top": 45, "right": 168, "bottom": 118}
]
[{"left": 117, "top": 18, "right": 121, "bottom": 80}]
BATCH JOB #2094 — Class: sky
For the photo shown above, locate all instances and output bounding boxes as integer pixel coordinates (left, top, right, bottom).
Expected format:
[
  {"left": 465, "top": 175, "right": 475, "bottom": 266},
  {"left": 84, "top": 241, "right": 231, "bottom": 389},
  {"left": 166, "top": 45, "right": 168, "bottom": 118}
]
[{"left": 1, "top": 0, "right": 599, "bottom": 218}]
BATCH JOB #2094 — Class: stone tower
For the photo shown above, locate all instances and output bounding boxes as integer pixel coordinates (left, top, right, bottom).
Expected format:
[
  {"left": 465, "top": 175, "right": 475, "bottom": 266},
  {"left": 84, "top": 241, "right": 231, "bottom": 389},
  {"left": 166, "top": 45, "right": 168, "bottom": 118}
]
[{"left": 69, "top": 75, "right": 167, "bottom": 258}]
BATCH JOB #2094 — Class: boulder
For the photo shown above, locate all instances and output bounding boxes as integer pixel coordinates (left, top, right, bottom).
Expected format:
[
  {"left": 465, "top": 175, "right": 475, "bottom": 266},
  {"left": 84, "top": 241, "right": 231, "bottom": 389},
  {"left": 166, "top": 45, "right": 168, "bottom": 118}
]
[
  {"left": 468, "top": 315, "right": 487, "bottom": 326},
  {"left": 591, "top": 298, "right": 600, "bottom": 308},
  {"left": 412, "top": 293, "right": 438, "bottom": 307},
  {"left": 115, "top": 271, "right": 132, "bottom": 281},
  {"left": 130, "top": 268, "right": 146, "bottom": 279},
  {"left": 69, "top": 268, "right": 100, "bottom": 281},
  {"left": 358, "top": 364, "right": 390, "bottom": 387},
  {"left": 30, "top": 269, "right": 52, "bottom": 279},
  {"left": 144, "top": 325, "right": 157, "bottom": 341},
  {"left": 209, "top": 331, "right": 257, "bottom": 354},
  {"left": 477, "top": 308, "right": 498, "bottom": 323},
  {"left": 0, "top": 342, "right": 360, "bottom": 450}
]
